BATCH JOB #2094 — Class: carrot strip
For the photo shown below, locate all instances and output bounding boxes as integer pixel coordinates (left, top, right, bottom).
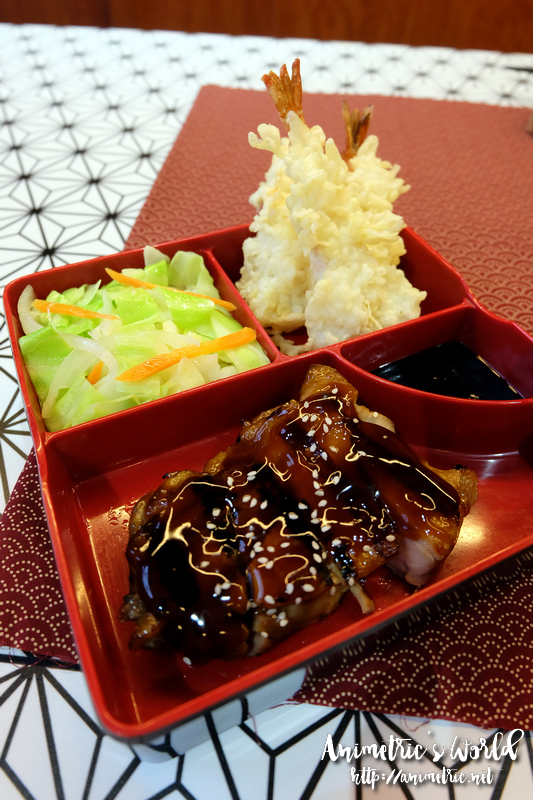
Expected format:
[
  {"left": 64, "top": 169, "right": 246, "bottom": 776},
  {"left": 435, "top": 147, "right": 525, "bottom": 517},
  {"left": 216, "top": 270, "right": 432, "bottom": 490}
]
[
  {"left": 115, "top": 327, "right": 257, "bottom": 382},
  {"left": 87, "top": 360, "right": 104, "bottom": 385},
  {"left": 105, "top": 268, "right": 236, "bottom": 312},
  {"left": 33, "top": 299, "right": 119, "bottom": 321}
]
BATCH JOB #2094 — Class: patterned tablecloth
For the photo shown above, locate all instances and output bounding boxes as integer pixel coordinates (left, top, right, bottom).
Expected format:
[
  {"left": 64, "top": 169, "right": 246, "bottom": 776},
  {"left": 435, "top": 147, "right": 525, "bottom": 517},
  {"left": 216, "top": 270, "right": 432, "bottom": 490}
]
[{"left": 1, "top": 22, "right": 533, "bottom": 800}]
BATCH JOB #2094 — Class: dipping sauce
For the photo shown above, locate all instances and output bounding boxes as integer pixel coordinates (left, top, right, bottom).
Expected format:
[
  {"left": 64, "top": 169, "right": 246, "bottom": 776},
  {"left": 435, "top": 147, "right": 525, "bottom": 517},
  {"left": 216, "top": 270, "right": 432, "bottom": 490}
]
[{"left": 372, "top": 342, "right": 523, "bottom": 400}]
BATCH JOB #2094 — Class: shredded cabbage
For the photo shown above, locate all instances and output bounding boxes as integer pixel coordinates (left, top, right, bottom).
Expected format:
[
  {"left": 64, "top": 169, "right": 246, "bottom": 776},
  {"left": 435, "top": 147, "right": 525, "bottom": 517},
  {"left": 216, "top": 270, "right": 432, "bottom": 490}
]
[{"left": 19, "top": 247, "right": 269, "bottom": 431}]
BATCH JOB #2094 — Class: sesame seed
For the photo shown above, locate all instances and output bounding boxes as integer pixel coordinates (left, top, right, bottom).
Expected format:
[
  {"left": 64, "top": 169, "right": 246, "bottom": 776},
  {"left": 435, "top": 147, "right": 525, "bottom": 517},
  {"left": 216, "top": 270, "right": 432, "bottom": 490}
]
[
  {"left": 312, "top": 469, "right": 319, "bottom": 478},
  {"left": 285, "top": 583, "right": 294, "bottom": 594},
  {"left": 313, "top": 553, "right": 322, "bottom": 563},
  {"left": 321, "top": 452, "right": 328, "bottom": 461},
  {"left": 318, "top": 499, "right": 327, "bottom": 507},
  {"left": 358, "top": 450, "right": 366, "bottom": 457},
  {"left": 265, "top": 560, "right": 275, "bottom": 569},
  {"left": 363, "top": 545, "right": 371, "bottom": 552},
  {"left": 278, "top": 610, "right": 286, "bottom": 619},
  {"left": 330, "top": 446, "right": 338, "bottom": 453},
  {"left": 323, "top": 424, "right": 329, "bottom": 433},
  {"left": 310, "top": 414, "right": 318, "bottom": 422},
  {"left": 200, "top": 561, "right": 209, "bottom": 568},
  {"left": 348, "top": 577, "right": 355, "bottom": 586},
  {"left": 313, "top": 480, "right": 320, "bottom": 490},
  {"left": 227, "top": 476, "right": 234, "bottom": 487},
  {"left": 267, "top": 546, "right": 276, "bottom": 552},
  {"left": 212, "top": 508, "right": 221, "bottom": 517},
  {"left": 330, "top": 586, "right": 336, "bottom": 595},
  {"left": 325, "top": 416, "right": 332, "bottom": 425},
  {"left": 246, "top": 531, "right": 255, "bottom": 538},
  {"left": 255, "top": 544, "right": 264, "bottom": 552},
  {"left": 298, "top": 502, "right": 307, "bottom": 510},
  {"left": 315, "top": 489, "right": 324, "bottom": 497},
  {"left": 260, "top": 499, "right": 268, "bottom": 510},
  {"left": 386, "top": 534, "right": 396, "bottom": 541},
  {"left": 332, "top": 387, "right": 338, "bottom": 394},
  {"left": 310, "top": 443, "right": 317, "bottom": 453},
  {"left": 302, "top": 583, "right": 315, "bottom": 593},
  {"left": 279, "top": 618, "right": 289, "bottom": 627},
  {"left": 295, "top": 597, "right": 302, "bottom": 604},
  {"left": 321, "top": 524, "right": 331, "bottom": 533},
  {"left": 257, "top": 557, "right": 268, "bottom": 564},
  {"left": 331, "top": 539, "right": 342, "bottom": 546},
  {"left": 310, "top": 566, "right": 317, "bottom": 575},
  {"left": 288, "top": 512, "right": 298, "bottom": 519},
  {"left": 206, "top": 522, "right": 216, "bottom": 530},
  {"left": 311, "top": 509, "right": 318, "bottom": 518},
  {"left": 183, "top": 656, "right": 192, "bottom": 666},
  {"left": 304, "top": 401, "right": 309, "bottom": 408},
  {"left": 302, "top": 414, "right": 309, "bottom": 422},
  {"left": 221, "top": 581, "right": 231, "bottom": 590},
  {"left": 312, "top": 540, "right": 320, "bottom": 550},
  {"left": 214, "top": 584, "right": 222, "bottom": 595},
  {"left": 242, "top": 494, "right": 251, "bottom": 503},
  {"left": 281, "top": 541, "right": 290, "bottom": 548},
  {"left": 250, "top": 498, "right": 258, "bottom": 507},
  {"left": 264, "top": 594, "right": 275, "bottom": 604},
  {"left": 266, "top": 608, "right": 276, "bottom": 616},
  {"left": 247, "top": 471, "right": 257, "bottom": 480},
  {"left": 260, "top": 631, "right": 269, "bottom": 638},
  {"left": 332, "top": 475, "right": 340, "bottom": 484},
  {"left": 311, "top": 518, "right": 320, "bottom": 524}
]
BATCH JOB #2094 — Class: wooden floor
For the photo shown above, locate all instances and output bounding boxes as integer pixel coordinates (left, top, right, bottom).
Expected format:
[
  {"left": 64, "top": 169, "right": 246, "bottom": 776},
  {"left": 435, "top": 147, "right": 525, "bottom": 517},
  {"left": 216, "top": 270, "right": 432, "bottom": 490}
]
[{"left": 0, "top": 0, "right": 532, "bottom": 54}]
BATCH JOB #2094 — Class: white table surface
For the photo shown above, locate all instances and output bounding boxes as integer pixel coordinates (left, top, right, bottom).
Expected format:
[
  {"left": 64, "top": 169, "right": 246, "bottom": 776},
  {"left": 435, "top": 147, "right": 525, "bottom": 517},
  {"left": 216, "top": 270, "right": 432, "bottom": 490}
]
[{"left": 1, "top": 22, "right": 533, "bottom": 799}]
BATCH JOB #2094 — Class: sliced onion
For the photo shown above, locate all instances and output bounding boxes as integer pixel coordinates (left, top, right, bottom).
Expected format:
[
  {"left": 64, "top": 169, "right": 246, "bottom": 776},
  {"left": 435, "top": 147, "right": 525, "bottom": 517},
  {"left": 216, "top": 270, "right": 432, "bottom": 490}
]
[
  {"left": 17, "top": 285, "right": 43, "bottom": 334},
  {"left": 59, "top": 331, "right": 120, "bottom": 377},
  {"left": 79, "top": 280, "right": 101, "bottom": 307}
]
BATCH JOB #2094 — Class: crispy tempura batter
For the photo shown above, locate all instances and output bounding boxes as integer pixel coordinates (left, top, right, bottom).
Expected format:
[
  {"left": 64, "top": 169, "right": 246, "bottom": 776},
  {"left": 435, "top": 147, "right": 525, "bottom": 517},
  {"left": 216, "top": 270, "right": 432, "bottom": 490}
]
[
  {"left": 341, "top": 100, "right": 374, "bottom": 164},
  {"left": 262, "top": 58, "right": 305, "bottom": 126},
  {"left": 239, "top": 60, "right": 424, "bottom": 353}
]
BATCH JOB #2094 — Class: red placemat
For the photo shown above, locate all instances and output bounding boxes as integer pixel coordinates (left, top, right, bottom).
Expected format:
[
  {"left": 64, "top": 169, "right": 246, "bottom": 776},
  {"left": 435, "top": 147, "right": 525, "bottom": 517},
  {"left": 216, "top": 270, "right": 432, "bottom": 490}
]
[
  {"left": 0, "top": 450, "right": 76, "bottom": 664},
  {"left": 3, "top": 85, "right": 533, "bottom": 729}
]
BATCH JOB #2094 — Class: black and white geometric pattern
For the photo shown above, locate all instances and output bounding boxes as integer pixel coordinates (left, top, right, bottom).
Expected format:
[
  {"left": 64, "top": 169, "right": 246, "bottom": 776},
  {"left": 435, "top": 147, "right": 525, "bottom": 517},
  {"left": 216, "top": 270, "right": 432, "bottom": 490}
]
[
  {"left": 1, "top": 23, "right": 532, "bottom": 799},
  {"left": 0, "top": 648, "right": 533, "bottom": 800},
  {"left": 3, "top": 651, "right": 533, "bottom": 800}
]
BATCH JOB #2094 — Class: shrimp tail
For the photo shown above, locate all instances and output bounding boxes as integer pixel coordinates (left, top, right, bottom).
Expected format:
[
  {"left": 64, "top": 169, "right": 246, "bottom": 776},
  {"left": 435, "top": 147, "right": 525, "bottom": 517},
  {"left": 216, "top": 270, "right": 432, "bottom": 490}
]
[
  {"left": 262, "top": 58, "right": 305, "bottom": 127},
  {"left": 341, "top": 100, "right": 373, "bottom": 163}
]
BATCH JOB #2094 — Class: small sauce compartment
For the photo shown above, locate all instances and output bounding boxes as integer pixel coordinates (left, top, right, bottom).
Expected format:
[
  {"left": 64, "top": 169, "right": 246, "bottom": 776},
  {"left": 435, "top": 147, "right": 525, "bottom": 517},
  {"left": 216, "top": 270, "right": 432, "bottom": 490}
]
[
  {"left": 372, "top": 341, "right": 523, "bottom": 401},
  {"left": 340, "top": 303, "right": 533, "bottom": 455}
]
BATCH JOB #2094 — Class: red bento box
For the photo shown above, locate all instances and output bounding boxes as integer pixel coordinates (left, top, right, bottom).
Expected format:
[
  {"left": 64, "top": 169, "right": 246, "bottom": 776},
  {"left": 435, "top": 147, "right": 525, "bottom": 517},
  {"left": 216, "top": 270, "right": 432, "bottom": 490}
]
[{"left": 4, "top": 223, "right": 533, "bottom": 745}]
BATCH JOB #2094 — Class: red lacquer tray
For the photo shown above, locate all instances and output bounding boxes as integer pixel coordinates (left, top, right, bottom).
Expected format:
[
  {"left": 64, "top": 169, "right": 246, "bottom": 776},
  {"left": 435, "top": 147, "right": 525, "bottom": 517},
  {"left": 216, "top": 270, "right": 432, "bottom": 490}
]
[{"left": 4, "top": 223, "right": 533, "bottom": 742}]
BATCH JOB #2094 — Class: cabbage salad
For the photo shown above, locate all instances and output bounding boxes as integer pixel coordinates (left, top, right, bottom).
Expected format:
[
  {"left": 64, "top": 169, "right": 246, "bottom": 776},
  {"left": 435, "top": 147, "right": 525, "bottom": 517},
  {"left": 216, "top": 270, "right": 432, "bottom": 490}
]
[{"left": 18, "top": 247, "right": 269, "bottom": 431}]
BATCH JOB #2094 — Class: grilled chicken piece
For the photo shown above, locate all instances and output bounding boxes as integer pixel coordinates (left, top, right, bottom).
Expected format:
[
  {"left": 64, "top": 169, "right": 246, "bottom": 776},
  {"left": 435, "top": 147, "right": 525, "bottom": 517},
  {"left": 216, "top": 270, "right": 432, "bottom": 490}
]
[{"left": 120, "top": 365, "right": 477, "bottom": 661}]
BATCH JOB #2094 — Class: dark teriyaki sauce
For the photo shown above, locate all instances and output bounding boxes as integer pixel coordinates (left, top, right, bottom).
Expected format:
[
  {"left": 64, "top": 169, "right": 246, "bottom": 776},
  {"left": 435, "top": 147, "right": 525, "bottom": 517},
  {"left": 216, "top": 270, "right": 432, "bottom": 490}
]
[
  {"left": 123, "top": 369, "right": 470, "bottom": 661},
  {"left": 372, "top": 341, "right": 523, "bottom": 400}
]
